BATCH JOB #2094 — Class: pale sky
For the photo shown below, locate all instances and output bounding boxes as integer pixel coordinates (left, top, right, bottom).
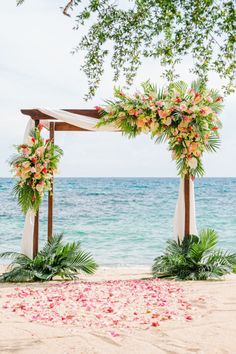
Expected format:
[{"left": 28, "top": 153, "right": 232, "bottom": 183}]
[{"left": 0, "top": 0, "right": 235, "bottom": 177}]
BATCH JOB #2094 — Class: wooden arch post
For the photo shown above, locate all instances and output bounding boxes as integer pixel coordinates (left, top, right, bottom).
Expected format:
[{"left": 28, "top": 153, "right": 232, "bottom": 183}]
[
  {"left": 48, "top": 122, "right": 55, "bottom": 241},
  {"left": 33, "top": 119, "right": 39, "bottom": 258},
  {"left": 184, "top": 175, "right": 190, "bottom": 237}
]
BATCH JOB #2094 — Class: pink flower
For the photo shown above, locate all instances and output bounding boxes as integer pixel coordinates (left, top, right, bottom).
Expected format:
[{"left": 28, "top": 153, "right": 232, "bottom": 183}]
[
  {"left": 200, "top": 106, "right": 212, "bottom": 116},
  {"left": 42, "top": 167, "right": 47, "bottom": 174},
  {"left": 183, "top": 115, "right": 190, "bottom": 122},
  {"left": 36, "top": 181, "right": 45, "bottom": 192},
  {"left": 180, "top": 104, "right": 187, "bottom": 112},
  {"left": 38, "top": 123, "right": 44, "bottom": 131},
  {"left": 194, "top": 92, "right": 201, "bottom": 104},
  {"left": 109, "top": 331, "right": 120, "bottom": 337},
  {"left": 22, "top": 148, "right": 29, "bottom": 156},
  {"left": 175, "top": 97, "right": 181, "bottom": 103},
  {"left": 105, "top": 307, "right": 113, "bottom": 313},
  {"left": 36, "top": 147, "right": 45, "bottom": 157},
  {"left": 151, "top": 322, "right": 160, "bottom": 327}
]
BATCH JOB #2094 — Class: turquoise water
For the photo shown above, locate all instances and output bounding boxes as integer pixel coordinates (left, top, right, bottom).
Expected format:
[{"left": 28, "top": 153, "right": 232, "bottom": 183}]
[{"left": 0, "top": 178, "right": 236, "bottom": 265}]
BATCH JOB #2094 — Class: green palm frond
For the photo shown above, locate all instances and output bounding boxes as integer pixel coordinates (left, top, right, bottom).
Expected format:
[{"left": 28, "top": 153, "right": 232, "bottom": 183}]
[
  {"left": 155, "top": 133, "right": 168, "bottom": 144},
  {"left": 1, "top": 267, "right": 34, "bottom": 282},
  {"left": 190, "top": 79, "right": 205, "bottom": 93},
  {"left": 152, "top": 229, "right": 236, "bottom": 280},
  {"left": 170, "top": 80, "right": 188, "bottom": 96},
  {"left": 141, "top": 80, "right": 157, "bottom": 95},
  {"left": 0, "top": 235, "right": 98, "bottom": 282},
  {"left": 189, "top": 229, "right": 218, "bottom": 262},
  {"left": 40, "top": 233, "right": 64, "bottom": 256},
  {"left": 205, "top": 135, "right": 221, "bottom": 153}
]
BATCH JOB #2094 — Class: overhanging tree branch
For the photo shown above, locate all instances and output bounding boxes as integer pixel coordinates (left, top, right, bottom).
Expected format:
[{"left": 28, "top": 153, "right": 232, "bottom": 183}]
[
  {"left": 63, "top": 0, "right": 74, "bottom": 17},
  {"left": 15, "top": 0, "right": 236, "bottom": 99}
]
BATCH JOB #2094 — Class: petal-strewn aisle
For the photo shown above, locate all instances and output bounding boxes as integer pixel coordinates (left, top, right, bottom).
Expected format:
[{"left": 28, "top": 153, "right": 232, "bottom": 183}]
[
  {"left": 1, "top": 278, "right": 193, "bottom": 336},
  {"left": 0, "top": 267, "right": 236, "bottom": 354}
]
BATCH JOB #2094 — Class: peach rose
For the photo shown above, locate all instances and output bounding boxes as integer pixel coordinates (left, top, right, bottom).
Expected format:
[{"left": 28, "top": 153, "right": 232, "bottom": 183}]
[
  {"left": 158, "top": 110, "right": 169, "bottom": 119},
  {"left": 137, "top": 119, "right": 146, "bottom": 128},
  {"left": 200, "top": 106, "right": 212, "bottom": 116},
  {"left": 36, "top": 146, "right": 45, "bottom": 157}
]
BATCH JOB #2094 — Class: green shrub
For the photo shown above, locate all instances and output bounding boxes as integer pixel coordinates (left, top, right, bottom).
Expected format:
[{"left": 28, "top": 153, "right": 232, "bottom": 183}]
[
  {"left": 0, "top": 234, "right": 98, "bottom": 282},
  {"left": 152, "top": 229, "right": 236, "bottom": 280}
]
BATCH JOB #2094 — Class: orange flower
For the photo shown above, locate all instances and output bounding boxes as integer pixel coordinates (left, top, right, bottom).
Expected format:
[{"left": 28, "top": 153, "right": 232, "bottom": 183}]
[
  {"left": 136, "top": 119, "right": 146, "bottom": 128},
  {"left": 158, "top": 110, "right": 169, "bottom": 119},
  {"left": 194, "top": 92, "right": 202, "bottom": 104},
  {"left": 128, "top": 109, "right": 136, "bottom": 116}
]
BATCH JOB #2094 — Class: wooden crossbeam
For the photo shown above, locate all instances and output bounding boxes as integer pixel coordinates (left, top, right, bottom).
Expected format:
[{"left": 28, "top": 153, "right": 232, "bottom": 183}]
[
  {"left": 21, "top": 109, "right": 100, "bottom": 120},
  {"left": 55, "top": 122, "right": 91, "bottom": 131},
  {"left": 21, "top": 109, "right": 100, "bottom": 131}
]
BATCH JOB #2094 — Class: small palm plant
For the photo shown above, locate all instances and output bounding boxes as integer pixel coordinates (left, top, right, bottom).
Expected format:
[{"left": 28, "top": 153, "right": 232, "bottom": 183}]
[
  {"left": 152, "top": 229, "right": 236, "bottom": 280},
  {"left": 0, "top": 234, "right": 98, "bottom": 282}
]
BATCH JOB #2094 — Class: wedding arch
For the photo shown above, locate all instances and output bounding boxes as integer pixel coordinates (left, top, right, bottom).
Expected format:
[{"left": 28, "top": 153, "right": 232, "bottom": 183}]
[{"left": 21, "top": 106, "right": 196, "bottom": 258}]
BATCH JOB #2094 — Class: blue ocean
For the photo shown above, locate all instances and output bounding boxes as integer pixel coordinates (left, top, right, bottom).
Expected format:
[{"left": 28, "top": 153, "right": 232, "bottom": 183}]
[{"left": 0, "top": 178, "right": 236, "bottom": 266}]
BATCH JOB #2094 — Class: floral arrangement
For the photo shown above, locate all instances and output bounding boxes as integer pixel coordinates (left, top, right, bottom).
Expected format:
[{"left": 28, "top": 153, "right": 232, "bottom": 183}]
[
  {"left": 10, "top": 125, "right": 63, "bottom": 214},
  {"left": 97, "top": 80, "right": 223, "bottom": 177}
]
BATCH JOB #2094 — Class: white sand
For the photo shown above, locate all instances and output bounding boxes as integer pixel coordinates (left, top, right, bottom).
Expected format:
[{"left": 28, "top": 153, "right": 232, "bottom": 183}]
[{"left": 0, "top": 266, "right": 236, "bottom": 354}]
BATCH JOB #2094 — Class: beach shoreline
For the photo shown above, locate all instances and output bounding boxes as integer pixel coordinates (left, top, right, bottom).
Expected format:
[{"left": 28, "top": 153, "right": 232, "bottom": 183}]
[{"left": 0, "top": 266, "right": 236, "bottom": 354}]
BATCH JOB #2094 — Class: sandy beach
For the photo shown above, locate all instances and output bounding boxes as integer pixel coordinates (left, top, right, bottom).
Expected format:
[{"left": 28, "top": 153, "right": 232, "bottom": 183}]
[{"left": 0, "top": 266, "right": 236, "bottom": 354}]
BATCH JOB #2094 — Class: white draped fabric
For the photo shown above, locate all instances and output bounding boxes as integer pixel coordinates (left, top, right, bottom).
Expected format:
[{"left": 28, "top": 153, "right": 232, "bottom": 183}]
[
  {"left": 21, "top": 109, "right": 197, "bottom": 257},
  {"left": 173, "top": 178, "right": 198, "bottom": 242},
  {"left": 38, "top": 108, "right": 120, "bottom": 131}
]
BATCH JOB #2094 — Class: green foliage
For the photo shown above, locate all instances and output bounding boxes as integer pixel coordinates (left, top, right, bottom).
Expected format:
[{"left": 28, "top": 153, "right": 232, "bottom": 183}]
[
  {"left": 152, "top": 229, "right": 236, "bottom": 280},
  {"left": 0, "top": 234, "right": 98, "bottom": 282},
  {"left": 16, "top": 1, "right": 236, "bottom": 99},
  {"left": 24, "top": 0, "right": 235, "bottom": 99}
]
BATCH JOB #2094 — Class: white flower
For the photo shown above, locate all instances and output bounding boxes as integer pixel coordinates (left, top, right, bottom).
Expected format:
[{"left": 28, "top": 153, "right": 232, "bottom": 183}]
[{"left": 188, "top": 157, "right": 198, "bottom": 169}]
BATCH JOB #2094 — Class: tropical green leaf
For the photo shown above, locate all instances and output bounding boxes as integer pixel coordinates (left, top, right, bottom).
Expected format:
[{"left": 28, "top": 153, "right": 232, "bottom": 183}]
[
  {"left": 152, "top": 229, "right": 236, "bottom": 280},
  {"left": 0, "top": 234, "right": 98, "bottom": 282}
]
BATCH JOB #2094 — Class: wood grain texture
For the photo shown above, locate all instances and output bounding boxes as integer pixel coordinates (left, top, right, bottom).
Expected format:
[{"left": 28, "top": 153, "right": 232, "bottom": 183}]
[
  {"left": 184, "top": 175, "right": 190, "bottom": 237},
  {"left": 48, "top": 122, "right": 55, "bottom": 241}
]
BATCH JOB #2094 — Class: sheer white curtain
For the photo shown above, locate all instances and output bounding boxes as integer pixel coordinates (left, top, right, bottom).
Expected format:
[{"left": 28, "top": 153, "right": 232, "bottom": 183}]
[
  {"left": 38, "top": 108, "right": 120, "bottom": 131},
  {"left": 173, "top": 178, "right": 198, "bottom": 241}
]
